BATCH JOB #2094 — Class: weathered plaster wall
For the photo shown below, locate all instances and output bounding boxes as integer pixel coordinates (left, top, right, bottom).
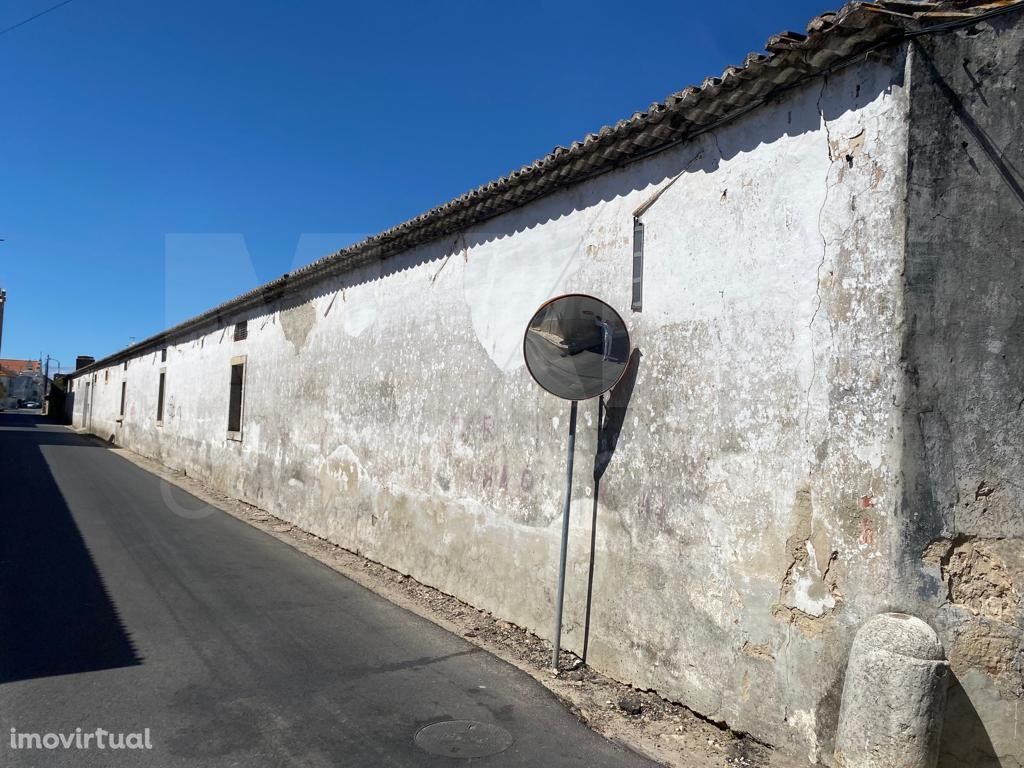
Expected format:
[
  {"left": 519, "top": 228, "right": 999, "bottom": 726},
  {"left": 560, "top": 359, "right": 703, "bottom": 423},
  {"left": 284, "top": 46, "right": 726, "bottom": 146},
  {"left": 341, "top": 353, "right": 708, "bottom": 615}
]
[
  {"left": 72, "top": 53, "right": 913, "bottom": 762},
  {"left": 900, "top": 18, "right": 1024, "bottom": 768}
]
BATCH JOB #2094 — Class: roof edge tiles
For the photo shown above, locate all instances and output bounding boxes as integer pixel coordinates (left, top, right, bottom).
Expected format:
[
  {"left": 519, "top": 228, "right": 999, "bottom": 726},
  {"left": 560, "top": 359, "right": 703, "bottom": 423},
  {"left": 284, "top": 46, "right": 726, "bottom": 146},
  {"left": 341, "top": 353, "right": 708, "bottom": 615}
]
[{"left": 71, "top": 0, "right": 1024, "bottom": 377}]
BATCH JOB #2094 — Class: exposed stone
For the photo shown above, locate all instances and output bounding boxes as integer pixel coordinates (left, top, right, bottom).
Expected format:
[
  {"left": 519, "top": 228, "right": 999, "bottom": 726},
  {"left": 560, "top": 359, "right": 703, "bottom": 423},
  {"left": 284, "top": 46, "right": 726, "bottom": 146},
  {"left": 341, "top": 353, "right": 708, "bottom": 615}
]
[
  {"left": 772, "top": 489, "right": 842, "bottom": 637},
  {"left": 618, "top": 696, "right": 642, "bottom": 716},
  {"left": 923, "top": 536, "right": 1021, "bottom": 624},
  {"left": 834, "top": 614, "right": 948, "bottom": 768},
  {"left": 948, "top": 618, "right": 1023, "bottom": 700},
  {"left": 740, "top": 642, "right": 774, "bottom": 662}
]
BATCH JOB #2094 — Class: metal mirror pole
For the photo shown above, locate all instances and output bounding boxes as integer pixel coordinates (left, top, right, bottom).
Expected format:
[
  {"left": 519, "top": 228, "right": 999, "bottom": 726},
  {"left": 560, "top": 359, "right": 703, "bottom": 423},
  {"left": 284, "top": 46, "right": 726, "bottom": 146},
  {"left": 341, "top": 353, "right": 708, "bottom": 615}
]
[{"left": 552, "top": 399, "right": 578, "bottom": 670}]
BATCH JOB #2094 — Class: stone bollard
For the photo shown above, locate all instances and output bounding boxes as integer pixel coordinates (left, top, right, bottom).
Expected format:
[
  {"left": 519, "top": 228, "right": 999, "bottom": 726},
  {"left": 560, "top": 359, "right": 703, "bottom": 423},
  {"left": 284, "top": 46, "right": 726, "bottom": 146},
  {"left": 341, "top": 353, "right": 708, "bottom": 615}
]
[{"left": 833, "top": 613, "right": 948, "bottom": 768}]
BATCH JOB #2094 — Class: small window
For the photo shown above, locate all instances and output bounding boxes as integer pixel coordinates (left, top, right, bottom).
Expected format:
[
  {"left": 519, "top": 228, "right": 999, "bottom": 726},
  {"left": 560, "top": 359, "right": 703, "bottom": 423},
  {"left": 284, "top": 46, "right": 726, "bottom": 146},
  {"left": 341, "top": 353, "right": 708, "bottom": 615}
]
[
  {"left": 160, "top": 348, "right": 167, "bottom": 363},
  {"left": 104, "top": 370, "right": 109, "bottom": 383},
  {"left": 234, "top": 321, "right": 248, "bottom": 341},
  {"left": 227, "top": 360, "right": 245, "bottom": 437},
  {"left": 156, "top": 372, "right": 166, "bottom": 423},
  {"left": 123, "top": 360, "right": 128, "bottom": 371},
  {"left": 120, "top": 382, "right": 127, "bottom": 417}
]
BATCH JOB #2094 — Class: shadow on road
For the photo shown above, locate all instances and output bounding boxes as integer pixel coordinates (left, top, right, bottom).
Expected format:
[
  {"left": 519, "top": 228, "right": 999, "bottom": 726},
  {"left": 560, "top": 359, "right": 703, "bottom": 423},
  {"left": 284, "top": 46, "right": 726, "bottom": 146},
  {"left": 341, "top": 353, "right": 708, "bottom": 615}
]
[{"left": 0, "top": 413, "right": 142, "bottom": 683}]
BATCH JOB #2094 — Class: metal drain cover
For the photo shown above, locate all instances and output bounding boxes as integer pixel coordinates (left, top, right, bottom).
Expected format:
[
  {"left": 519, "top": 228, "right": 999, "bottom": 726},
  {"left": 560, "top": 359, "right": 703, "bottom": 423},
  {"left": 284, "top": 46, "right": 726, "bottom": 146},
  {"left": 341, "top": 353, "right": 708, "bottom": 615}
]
[{"left": 414, "top": 720, "right": 513, "bottom": 758}]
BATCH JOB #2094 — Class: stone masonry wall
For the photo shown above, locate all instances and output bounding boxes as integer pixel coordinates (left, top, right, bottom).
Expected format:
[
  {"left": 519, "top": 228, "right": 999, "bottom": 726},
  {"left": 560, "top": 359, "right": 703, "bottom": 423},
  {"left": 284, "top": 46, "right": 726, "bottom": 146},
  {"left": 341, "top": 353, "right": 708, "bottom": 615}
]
[{"left": 901, "top": 15, "right": 1024, "bottom": 768}]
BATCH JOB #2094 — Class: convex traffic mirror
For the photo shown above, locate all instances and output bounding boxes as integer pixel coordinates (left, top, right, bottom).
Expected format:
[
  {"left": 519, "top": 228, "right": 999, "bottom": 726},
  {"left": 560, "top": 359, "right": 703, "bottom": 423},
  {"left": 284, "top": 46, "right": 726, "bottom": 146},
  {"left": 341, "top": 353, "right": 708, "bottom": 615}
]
[
  {"left": 522, "top": 293, "right": 631, "bottom": 671},
  {"left": 523, "top": 294, "right": 630, "bottom": 402}
]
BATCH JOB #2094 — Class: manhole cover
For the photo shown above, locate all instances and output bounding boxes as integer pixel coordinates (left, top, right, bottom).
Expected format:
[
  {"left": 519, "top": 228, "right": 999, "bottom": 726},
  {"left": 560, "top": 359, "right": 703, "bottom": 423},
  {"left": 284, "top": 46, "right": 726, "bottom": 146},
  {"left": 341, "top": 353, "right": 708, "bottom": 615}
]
[{"left": 414, "top": 720, "right": 514, "bottom": 758}]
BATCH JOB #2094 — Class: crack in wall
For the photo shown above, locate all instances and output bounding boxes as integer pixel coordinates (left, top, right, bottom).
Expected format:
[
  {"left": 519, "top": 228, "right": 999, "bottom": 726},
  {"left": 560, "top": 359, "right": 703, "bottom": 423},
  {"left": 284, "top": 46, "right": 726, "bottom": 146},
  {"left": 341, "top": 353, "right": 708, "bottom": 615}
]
[{"left": 805, "top": 75, "right": 837, "bottom": 424}]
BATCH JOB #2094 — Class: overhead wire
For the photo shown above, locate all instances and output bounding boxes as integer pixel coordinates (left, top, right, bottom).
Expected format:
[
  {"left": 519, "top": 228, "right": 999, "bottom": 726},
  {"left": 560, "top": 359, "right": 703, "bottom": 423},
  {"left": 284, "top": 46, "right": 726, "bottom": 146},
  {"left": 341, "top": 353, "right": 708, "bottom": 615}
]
[{"left": 0, "top": 0, "right": 77, "bottom": 39}]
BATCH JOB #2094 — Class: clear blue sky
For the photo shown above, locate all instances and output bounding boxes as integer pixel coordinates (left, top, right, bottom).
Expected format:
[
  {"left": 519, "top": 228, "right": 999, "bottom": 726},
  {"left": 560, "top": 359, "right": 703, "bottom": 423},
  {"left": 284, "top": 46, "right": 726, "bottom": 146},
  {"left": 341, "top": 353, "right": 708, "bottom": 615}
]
[{"left": 1, "top": 0, "right": 831, "bottom": 371}]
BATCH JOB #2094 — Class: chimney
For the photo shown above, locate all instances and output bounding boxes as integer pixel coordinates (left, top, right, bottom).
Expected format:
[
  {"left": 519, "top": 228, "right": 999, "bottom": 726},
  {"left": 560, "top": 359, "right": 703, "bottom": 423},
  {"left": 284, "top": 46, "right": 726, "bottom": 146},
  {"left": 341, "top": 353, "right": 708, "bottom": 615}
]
[{"left": 75, "top": 355, "right": 95, "bottom": 371}]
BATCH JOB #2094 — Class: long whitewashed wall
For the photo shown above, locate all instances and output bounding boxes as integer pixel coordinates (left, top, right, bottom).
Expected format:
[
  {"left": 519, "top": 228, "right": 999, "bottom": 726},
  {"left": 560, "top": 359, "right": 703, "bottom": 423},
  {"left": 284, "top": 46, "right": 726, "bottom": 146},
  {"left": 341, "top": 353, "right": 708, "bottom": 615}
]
[{"left": 73, "top": 52, "right": 912, "bottom": 762}]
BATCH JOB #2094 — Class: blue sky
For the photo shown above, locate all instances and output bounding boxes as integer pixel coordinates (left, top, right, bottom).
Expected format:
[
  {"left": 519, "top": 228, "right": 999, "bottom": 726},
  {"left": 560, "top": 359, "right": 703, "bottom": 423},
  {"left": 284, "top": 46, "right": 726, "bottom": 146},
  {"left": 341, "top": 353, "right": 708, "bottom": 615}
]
[{"left": 1, "top": 0, "right": 830, "bottom": 371}]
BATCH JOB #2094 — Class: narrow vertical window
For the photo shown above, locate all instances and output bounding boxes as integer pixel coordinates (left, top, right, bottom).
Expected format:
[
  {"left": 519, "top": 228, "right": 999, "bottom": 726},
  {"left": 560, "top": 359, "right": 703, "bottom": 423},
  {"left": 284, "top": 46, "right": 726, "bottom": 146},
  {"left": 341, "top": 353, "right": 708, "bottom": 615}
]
[
  {"left": 156, "top": 372, "right": 166, "bottom": 423},
  {"left": 120, "top": 382, "right": 126, "bottom": 417},
  {"left": 234, "top": 321, "right": 247, "bottom": 341},
  {"left": 631, "top": 218, "right": 644, "bottom": 312},
  {"left": 227, "top": 358, "right": 245, "bottom": 438},
  {"left": 160, "top": 348, "right": 167, "bottom": 363}
]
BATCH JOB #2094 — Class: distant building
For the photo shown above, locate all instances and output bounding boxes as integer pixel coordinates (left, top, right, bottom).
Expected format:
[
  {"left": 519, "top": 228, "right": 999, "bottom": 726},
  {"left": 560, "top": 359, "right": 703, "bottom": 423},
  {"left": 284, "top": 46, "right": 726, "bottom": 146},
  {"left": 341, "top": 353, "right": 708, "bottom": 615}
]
[
  {"left": 0, "top": 359, "right": 44, "bottom": 407},
  {"left": 0, "top": 358, "right": 41, "bottom": 376}
]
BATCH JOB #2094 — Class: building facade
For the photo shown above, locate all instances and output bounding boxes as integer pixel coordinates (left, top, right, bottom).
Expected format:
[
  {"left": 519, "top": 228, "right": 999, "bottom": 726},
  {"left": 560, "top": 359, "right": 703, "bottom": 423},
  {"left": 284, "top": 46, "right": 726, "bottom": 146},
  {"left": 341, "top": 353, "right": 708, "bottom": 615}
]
[
  {"left": 69, "top": 4, "right": 1024, "bottom": 765},
  {"left": 0, "top": 358, "right": 44, "bottom": 408}
]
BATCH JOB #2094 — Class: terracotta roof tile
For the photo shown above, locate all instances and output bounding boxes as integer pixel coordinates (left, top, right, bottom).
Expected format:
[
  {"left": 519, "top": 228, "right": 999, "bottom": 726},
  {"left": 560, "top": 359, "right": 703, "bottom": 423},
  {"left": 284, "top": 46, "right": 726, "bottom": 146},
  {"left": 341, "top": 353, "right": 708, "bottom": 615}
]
[{"left": 0, "top": 359, "right": 41, "bottom": 376}]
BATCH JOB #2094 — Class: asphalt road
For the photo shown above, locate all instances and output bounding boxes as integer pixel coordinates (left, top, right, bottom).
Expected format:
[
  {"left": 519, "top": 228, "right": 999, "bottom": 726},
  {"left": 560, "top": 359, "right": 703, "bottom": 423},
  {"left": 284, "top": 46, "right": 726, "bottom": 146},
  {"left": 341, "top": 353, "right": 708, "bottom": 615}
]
[
  {"left": 0, "top": 413, "right": 653, "bottom": 767},
  {"left": 523, "top": 331, "right": 625, "bottom": 401}
]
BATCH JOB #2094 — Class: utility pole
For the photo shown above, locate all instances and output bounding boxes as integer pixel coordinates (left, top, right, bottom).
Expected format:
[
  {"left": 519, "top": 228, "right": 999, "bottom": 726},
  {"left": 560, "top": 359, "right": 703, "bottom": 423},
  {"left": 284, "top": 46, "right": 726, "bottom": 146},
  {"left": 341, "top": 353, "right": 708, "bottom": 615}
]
[
  {"left": 43, "top": 355, "right": 62, "bottom": 410},
  {"left": 42, "top": 356, "right": 63, "bottom": 416},
  {"left": 0, "top": 288, "right": 6, "bottom": 360},
  {"left": 0, "top": 239, "right": 6, "bottom": 360}
]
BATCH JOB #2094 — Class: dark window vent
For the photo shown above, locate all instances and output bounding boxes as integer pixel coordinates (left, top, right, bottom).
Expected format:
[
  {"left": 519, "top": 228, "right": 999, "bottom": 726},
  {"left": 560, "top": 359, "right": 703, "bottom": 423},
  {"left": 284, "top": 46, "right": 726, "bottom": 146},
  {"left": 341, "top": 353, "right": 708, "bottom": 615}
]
[
  {"left": 156, "top": 372, "right": 166, "bottom": 422},
  {"left": 160, "top": 348, "right": 167, "bottom": 362},
  {"left": 631, "top": 218, "right": 644, "bottom": 312},
  {"left": 227, "top": 362, "right": 244, "bottom": 434},
  {"left": 234, "top": 321, "right": 248, "bottom": 341}
]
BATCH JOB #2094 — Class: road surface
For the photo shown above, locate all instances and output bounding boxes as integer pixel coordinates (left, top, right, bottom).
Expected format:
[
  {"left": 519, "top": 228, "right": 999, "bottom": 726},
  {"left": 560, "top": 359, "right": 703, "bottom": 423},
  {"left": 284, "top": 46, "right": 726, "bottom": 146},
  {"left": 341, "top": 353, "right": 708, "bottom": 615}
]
[
  {"left": 0, "top": 413, "right": 653, "bottom": 767},
  {"left": 524, "top": 330, "right": 625, "bottom": 401}
]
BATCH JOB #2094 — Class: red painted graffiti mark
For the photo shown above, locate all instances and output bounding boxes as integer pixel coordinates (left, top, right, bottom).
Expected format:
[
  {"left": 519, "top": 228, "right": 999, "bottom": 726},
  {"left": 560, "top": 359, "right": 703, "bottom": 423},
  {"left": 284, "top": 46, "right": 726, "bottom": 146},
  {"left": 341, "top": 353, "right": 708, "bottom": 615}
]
[
  {"left": 859, "top": 517, "right": 876, "bottom": 546},
  {"left": 860, "top": 495, "right": 876, "bottom": 509}
]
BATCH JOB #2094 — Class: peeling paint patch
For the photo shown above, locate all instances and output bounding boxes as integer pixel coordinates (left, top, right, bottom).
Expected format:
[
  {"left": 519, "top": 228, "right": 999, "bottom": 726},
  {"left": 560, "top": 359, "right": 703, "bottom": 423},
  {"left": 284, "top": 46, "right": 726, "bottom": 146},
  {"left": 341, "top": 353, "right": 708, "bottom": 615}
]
[
  {"left": 785, "top": 709, "right": 821, "bottom": 765},
  {"left": 773, "top": 488, "right": 842, "bottom": 634},
  {"left": 462, "top": 206, "right": 589, "bottom": 372},
  {"left": 741, "top": 641, "right": 775, "bottom": 662},
  {"left": 280, "top": 301, "right": 317, "bottom": 351},
  {"left": 318, "top": 444, "right": 365, "bottom": 509},
  {"left": 343, "top": 292, "right": 377, "bottom": 337}
]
